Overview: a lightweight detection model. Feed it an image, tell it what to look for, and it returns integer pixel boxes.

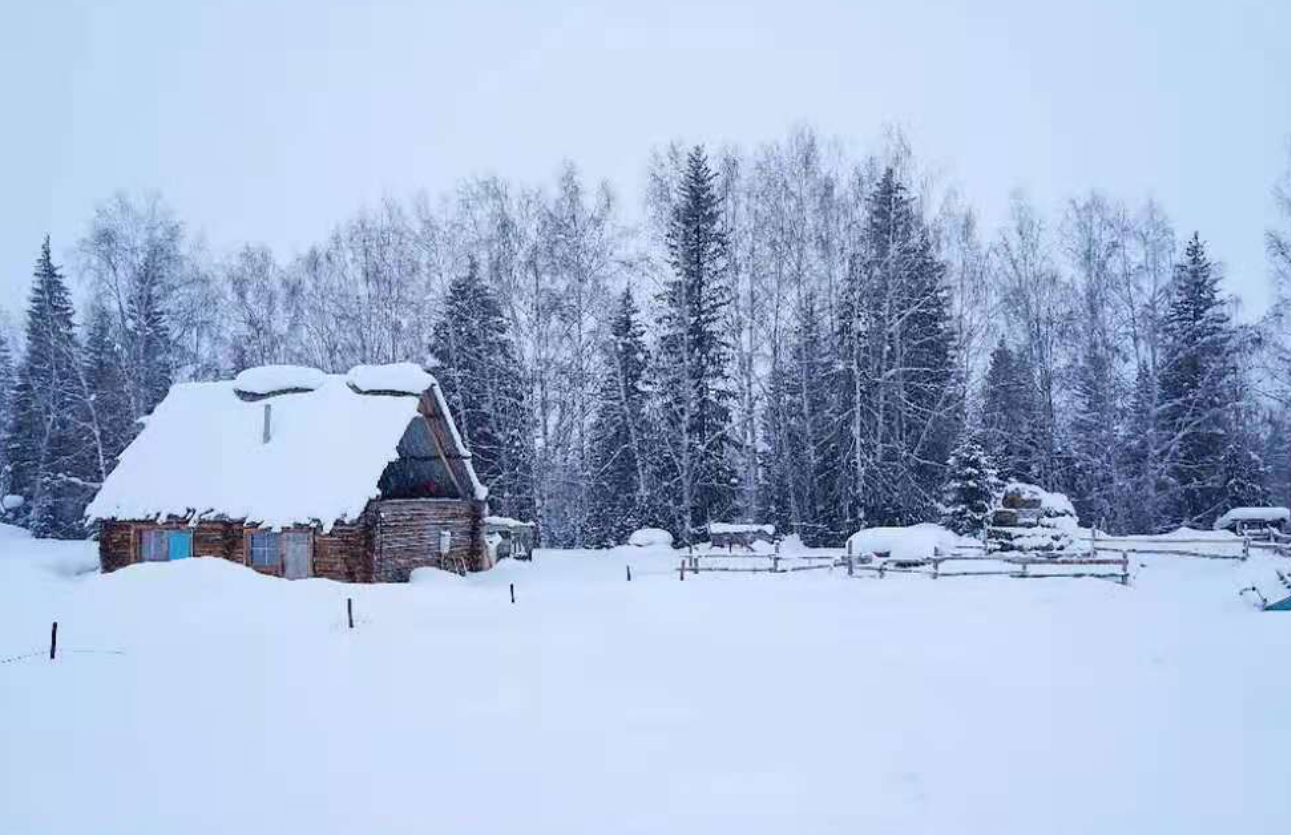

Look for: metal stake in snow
[49,621,57,660]
[262,403,272,444]
[626,565,632,582]
[347,598,354,629]
[510,583,515,604]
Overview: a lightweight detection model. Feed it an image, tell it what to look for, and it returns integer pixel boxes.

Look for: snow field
[1,525,1289,834]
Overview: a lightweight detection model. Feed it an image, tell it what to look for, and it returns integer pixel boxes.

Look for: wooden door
[283,532,311,579]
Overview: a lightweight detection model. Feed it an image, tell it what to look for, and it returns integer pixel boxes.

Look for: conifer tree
[0,331,14,496]
[126,246,175,416]
[832,167,957,529]
[81,303,134,477]
[1158,234,1233,525]
[585,288,653,546]
[939,430,1002,536]
[430,257,535,525]
[980,339,1040,483]
[653,146,737,543]
[4,238,87,537]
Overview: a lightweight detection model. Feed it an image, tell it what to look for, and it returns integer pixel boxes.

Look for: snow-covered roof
[1215,507,1291,530]
[708,522,775,535]
[1003,481,1076,518]
[87,365,486,531]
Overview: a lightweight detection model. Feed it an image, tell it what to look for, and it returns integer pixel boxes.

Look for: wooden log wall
[372,498,484,581]
[97,518,375,582]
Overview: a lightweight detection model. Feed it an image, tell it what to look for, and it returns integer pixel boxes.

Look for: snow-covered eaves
[86,364,486,531]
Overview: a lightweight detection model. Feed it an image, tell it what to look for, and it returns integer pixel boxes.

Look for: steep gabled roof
[86,363,486,532]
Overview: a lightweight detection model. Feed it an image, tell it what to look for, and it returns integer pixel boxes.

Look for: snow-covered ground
[2,522,1289,834]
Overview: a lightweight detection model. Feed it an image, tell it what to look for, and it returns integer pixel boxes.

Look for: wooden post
[679,561,685,581]
[932,547,940,580]
[847,554,854,577]
[49,621,58,660]
[1242,537,1250,562]
[1091,524,1099,559]
[262,403,273,444]
[510,583,516,604]
[626,565,632,582]
[773,555,780,573]
[878,563,886,579]
[1120,550,1129,586]
[347,598,353,629]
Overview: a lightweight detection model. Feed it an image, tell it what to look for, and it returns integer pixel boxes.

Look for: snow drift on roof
[708,522,775,535]
[232,365,328,396]
[347,363,435,395]
[87,366,485,530]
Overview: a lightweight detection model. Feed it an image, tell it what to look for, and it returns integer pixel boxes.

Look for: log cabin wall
[97,518,375,582]
[371,498,483,581]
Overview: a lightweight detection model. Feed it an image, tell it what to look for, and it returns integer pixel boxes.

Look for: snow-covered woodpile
[89,364,497,582]
[987,482,1079,553]
[1213,506,1290,536]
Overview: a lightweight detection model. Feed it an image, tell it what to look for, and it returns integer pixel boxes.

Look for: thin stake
[50,621,58,661]
[347,598,354,629]
[510,583,516,604]
[626,564,632,582]
[679,561,685,581]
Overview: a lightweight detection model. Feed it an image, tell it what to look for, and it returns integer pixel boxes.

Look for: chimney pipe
[262,403,272,444]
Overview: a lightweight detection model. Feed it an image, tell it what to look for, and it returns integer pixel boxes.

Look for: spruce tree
[430,257,535,525]
[832,167,957,529]
[82,303,134,478]
[1158,234,1232,526]
[939,430,1002,536]
[4,238,87,537]
[653,146,737,543]
[585,288,653,547]
[980,339,1040,483]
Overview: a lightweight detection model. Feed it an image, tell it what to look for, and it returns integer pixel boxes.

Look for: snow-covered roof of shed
[87,365,486,531]
[347,363,436,395]
[233,365,328,397]
[1214,507,1291,529]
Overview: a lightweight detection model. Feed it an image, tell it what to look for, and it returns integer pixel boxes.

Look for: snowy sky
[3,0,1290,325]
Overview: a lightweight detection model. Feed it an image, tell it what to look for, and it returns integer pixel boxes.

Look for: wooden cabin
[87,364,495,582]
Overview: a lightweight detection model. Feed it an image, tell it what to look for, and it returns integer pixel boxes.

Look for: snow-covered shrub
[627,527,674,548]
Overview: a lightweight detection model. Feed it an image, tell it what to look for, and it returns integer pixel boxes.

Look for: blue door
[167,531,193,560]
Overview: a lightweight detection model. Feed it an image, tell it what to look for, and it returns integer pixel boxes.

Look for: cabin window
[250,531,282,569]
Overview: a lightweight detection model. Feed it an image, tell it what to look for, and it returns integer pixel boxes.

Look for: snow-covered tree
[585,288,653,547]
[1158,234,1233,526]
[4,238,89,537]
[939,431,1002,536]
[653,145,737,543]
[430,257,535,524]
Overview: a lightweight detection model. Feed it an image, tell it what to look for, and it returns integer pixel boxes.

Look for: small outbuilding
[87,363,495,582]
[1214,507,1290,538]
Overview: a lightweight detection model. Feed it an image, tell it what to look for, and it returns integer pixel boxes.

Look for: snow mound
[232,365,328,396]
[2,494,23,512]
[847,523,963,562]
[1003,481,1076,518]
[346,363,434,395]
[628,527,674,548]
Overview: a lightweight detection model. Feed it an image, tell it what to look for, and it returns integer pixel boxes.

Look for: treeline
[2,127,1290,544]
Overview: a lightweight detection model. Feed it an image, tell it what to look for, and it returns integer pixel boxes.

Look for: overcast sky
[3,0,1289,327]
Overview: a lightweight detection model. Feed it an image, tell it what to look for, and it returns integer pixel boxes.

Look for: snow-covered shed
[88,363,494,582]
[1213,506,1290,536]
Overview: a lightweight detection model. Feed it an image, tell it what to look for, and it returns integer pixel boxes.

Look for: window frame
[244,528,313,576]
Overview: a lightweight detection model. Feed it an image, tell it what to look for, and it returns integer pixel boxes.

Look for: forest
[3,126,1291,546]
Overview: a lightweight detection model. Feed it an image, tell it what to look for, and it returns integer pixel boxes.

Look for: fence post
[679,561,685,581]
[878,563,886,579]
[50,621,58,660]
[1242,537,1250,562]
[932,547,940,580]
[773,555,780,573]
[510,583,516,604]
[347,598,354,629]
[1091,524,1099,559]
[626,564,632,582]
[1120,550,1129,586]
[847,554,854,577]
